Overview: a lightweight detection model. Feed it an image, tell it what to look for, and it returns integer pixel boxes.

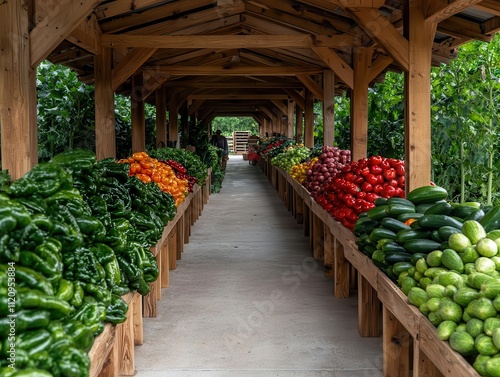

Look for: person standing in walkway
[211,129,229,171]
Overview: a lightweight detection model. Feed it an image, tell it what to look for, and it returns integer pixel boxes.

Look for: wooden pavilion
[1,0,499,189]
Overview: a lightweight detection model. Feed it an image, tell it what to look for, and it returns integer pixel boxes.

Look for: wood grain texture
[89,324,115,377]
[358,275,381,337]
[333,238,350,298]
[132,294,143,346]
[117,303,135,375]
[383,306,411,377]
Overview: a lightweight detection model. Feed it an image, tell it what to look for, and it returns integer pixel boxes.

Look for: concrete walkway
[135,156,383,377]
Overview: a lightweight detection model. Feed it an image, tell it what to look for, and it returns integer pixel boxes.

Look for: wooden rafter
[296,75,324,102]
[30,0,103,67]
[143,66,324,76]
[271,99,288,115]
[425,0,483,24]
[368,54,393,82]
[66,13,101,55]
[112,48,157,91]
[100,34,357,49]
[284,89,306,110]
[312,47,354,89]
[188,94,289,100]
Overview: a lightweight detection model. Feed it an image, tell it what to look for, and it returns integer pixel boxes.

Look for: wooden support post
[303,201,310,237]
[156,86,167,148]
[350,264,357,290]
[168,225,177,270]
[295,104,303,143]
[296,194,304,224]
[132,294,143,346]
[168,93,178,146]
[180,101,188,147]
[0,1,36,179]
[117,301,135,376]
[350,47,373,161]
[97,331,119,377]
[95,47,116,160]
[358,275,381,337]
[177,215,184,259]
[143,250,159,318]
[131,74,145,153]
[304,88,314,148]
[413,340,444,377]
[383,306,411,377]
[323,70,335,147]
[161,240,169,288]
[312,214,324,260]
[156,250,162,300]
[323,226,333,278]
[404,0,437,191]
[287,99,294,137]
[333,238,350,298]
[184,212,190,244]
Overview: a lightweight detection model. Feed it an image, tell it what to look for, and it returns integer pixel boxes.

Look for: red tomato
[370,164,383,175]
[361,181,373,192]
[383,168,396,180]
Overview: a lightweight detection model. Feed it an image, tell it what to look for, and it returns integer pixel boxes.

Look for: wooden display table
[270,167,480,377]
[88,179,209,376]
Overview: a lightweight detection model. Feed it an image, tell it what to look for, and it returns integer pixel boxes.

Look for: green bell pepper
[19,251,61,285]
[49,148,96,172]
[56,346,90,377]
[17,329,52,356]
[55,279,74,302]
[0,265,53,295]
[62,319,95,352]
[70,281,84,308]
[24,162,73,198]
[105,294,128,325]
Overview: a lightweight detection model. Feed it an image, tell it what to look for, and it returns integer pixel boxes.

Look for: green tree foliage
[210,117,258,136]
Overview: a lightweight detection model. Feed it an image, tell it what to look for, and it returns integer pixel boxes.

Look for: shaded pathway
[135,155,383,377]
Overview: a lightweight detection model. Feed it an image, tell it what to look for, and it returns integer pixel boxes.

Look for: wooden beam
[66,13,101,55]
[368,54,393,82]
[112,48,157,92]
[295,104,304,143]
[101,34,357,49]
[312,47,354,89]
[144,66,324,76]
[296,75,324,102]
[188,100,206,116]
[287,99,294,138]
[340,0,386,7]
[323,70,335,147]
[351,47,373,161]
[188,94,289,100]
[30,0,102,67]
[285,89,305,110]
[405,0,437,191]
[271,100,288,115]
[473,0,500,16]
[168,92,179,145]
[156,86,167,149]
[131,74,146,153]
[95,47,116,159]
[0,0,35,179]
[304,89,315,148]
[141,74,170,101]
[164,80,303,88]
[95,0,168,20]
[425,0,483,24]
[350,8,409,71]
[437,16,495,42]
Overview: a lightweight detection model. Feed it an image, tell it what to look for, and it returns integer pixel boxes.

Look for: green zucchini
[374,197,388,206]
[480,205,500,232]
[397,212,424,222]
[416,201,444,214]
[431,230,443,243]
[424,201,453,216]
[367,205,389,221]
[463,208,485,222]
[417,214,463,230]
[372,250,388,267]
[438,226,462,241]
[353,217,379,236]
[451,204,481,219]
[391,260,413,274]
[411,253,428,265]
[404,239,442,254]
[369,227,397,242]
[381,217,411,233]
[386,197,416,208]
[396,229,432,244]
[386,203,416,217]
[406,185,448,204]
[381,242,407,254]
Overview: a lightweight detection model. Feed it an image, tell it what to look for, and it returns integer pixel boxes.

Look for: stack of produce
[289,158,318,185]
[149,147,208,184]
[119,151,189,206]
[302,146,351,196]
[271,145,311,172]
[162,159,197,193]
[314,155,404,230]
[0,149,178,376]
[355,184,500,376]
[261,137,293,159]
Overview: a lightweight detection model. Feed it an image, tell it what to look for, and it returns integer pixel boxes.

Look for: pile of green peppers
[0,149,178,376]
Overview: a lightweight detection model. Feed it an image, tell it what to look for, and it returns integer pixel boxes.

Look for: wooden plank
[425,0,483,24]
[296,75,324,102]
[156,249,162,301]
[383,306,411,377]
[132,294,143,346]
[66,13,100,55]
[117,302,135,375]
[95,47,116,160]
[341,234,378,289]
[312,47,353,89]
[303,198,310,237]
[358,275,381,337]
[0,1,35,179]
[295,103,304,143]
[413,340,445,377]
[168,225,177,270]
[101,34,356,49]
[404,0,437,191]
[313,211,325,260]
[156,86,167,148]
[97,332,119,377]
[304,88,315,148]
[285,89,305,110]
[161,240,169,288]
[351,8,409,71]
[143,251,158,318]
[30,0,101,67]
[368,54,393,83]
[377,272,420,337]
[112,48,157,92]
[333,238,350,299]
[131,73,146,153]
[323,226,334,278]
[190,94,289,100]
[144,66,324,77]
[351,47,373,161]
[340,0,385,6]
[323,70,335,147]
[177,215,184,259]
[88,324,115,377]
[419,318,479,377]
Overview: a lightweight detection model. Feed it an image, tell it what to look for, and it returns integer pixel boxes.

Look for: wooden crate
[232,131,251,154]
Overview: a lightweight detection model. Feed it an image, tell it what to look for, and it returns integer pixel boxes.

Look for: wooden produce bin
[88,179,210,376]
[268,167,481,377]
